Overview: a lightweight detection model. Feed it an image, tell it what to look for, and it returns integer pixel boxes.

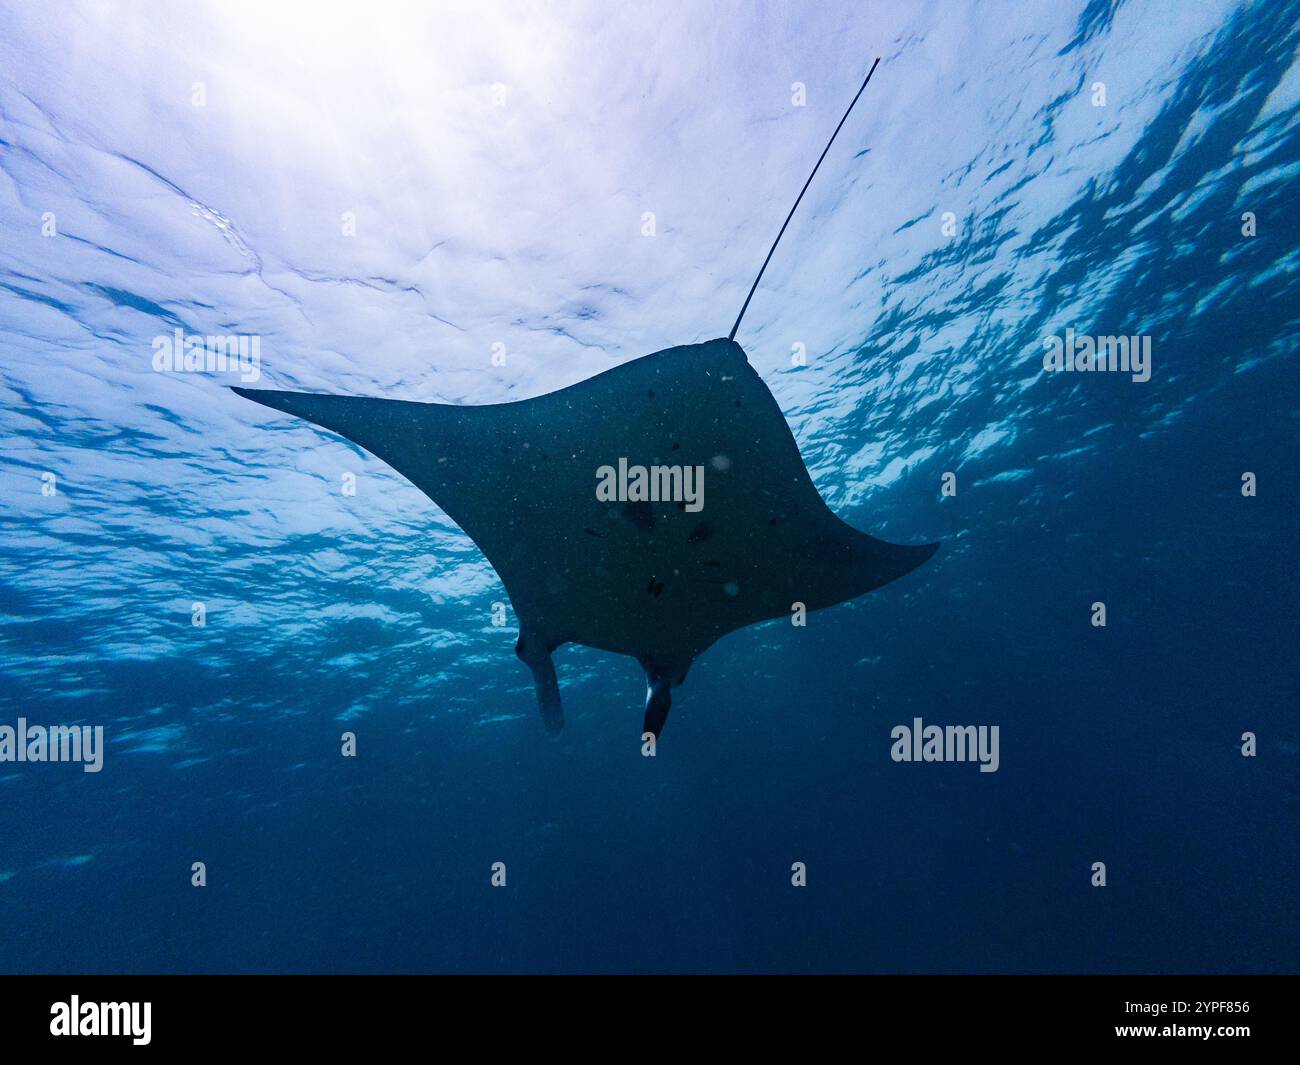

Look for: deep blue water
[1,1,1297,973]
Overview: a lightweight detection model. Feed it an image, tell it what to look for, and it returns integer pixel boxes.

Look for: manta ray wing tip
[875,538,940,586]
[909,540,941,571]
[230,385,264,401]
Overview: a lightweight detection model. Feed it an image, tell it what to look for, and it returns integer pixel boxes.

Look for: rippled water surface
[1,0,1297,972]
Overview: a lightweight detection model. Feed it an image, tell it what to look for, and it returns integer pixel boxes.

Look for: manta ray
[232,58,937,739]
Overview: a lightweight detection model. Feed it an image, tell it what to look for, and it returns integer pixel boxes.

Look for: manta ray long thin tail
[728,56,882,342]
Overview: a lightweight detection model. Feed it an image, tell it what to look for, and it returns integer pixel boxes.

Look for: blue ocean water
[0,0,1296,973]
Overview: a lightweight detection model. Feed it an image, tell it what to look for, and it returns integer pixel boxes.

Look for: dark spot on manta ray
[227,58,938,744]
[671,442,680,451]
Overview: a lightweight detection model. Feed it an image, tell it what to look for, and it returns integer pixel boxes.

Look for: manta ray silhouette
[232,58,938,738]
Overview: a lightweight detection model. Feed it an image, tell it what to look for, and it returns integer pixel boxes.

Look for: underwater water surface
[0,0,1297,973]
